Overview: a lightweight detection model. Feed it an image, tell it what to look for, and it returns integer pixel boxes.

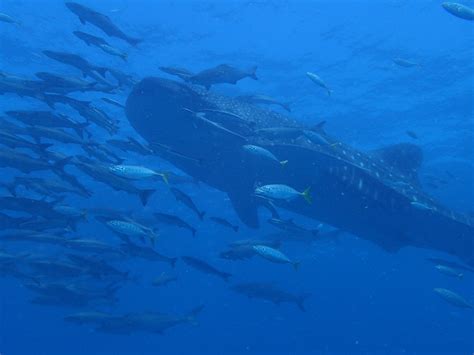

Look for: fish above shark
[125,77,474,267]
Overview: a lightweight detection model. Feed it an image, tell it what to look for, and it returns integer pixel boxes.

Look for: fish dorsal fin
[371,143,423,183]
[312,120,327,133]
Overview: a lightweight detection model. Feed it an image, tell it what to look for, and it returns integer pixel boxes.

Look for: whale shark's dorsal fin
[370,143,423,184]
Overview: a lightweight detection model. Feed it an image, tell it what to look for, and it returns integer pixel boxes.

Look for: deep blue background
[0,1,473,354]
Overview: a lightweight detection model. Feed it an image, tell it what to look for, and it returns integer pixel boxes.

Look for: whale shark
[125,77,474,266]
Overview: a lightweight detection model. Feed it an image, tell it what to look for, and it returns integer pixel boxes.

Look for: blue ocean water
[0,1,473,354]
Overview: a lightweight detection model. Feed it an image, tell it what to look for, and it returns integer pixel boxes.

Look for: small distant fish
[306,72,332,95]
[229,239,281,249]
[159,66,194,81]
[406,130,418,139]
[209,217,239,232]
[108,165,168,183]
[442,2,474,21]
[181,256,231,281]
[303,130,331,146]
[152,272,178,287]
[107,137,153,155]
[154,212,197,237]
[170,187,205,220]
[255,184,312,204]
[243,145,288,166]
[252,245,300,271]
[427,257,474,273]
[120,241,176,267]
[0,13,20,26]
[232,282,309,312]
[434,288,473,309]
[98,43,128,62]
[410,201,434,211]
[101,97,125,108]
[237,94,291,112]
[435,265,463,279]
[392,58,420,68]
[189,64,258,90]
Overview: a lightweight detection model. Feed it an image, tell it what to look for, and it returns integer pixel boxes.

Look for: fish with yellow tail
[255,184,312,204]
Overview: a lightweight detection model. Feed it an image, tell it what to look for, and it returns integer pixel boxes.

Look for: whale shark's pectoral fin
[227,188,259,228]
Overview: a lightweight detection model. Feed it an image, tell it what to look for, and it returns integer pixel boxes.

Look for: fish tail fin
[53,156,72,173]
[159,172,169,185]
[37,143,53,153]
[96,67,108,78]
[302,187,312,204]
[186,304,204,324]
[170,257,178,268]
[121,53,128,62]
[283,102,292,112]
[233,225,239,232]
[222,273,232,282]
[249,66,258,80]
[293,261,300,271]
[297,293,310,312]
[3,180,17,197]
[139,189,155,206]
[74,122,90,139]
[327,89,333,96]
[127,37,142,47]
[198,211,206,221]
[191,228,197,237]
[280,160,289,167]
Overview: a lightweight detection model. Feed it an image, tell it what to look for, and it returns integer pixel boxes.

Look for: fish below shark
[125,77,474,266]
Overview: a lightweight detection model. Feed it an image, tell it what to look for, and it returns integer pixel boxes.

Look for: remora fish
[189,64,258,89]
[170,187,205,220]
[237,94,291,112]
[181,256,231,281]
[154,212,197,237]
[65,2,142,46]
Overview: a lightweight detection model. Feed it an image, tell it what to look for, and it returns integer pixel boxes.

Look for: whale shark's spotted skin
[126,77,474,265]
